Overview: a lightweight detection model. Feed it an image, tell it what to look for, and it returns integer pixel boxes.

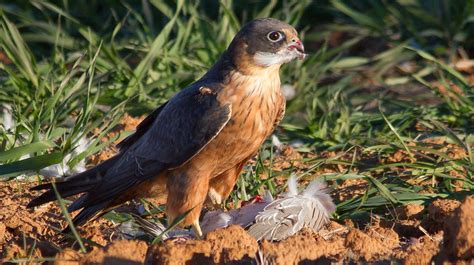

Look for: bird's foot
[205,188,224,210]
[192,220,203,239]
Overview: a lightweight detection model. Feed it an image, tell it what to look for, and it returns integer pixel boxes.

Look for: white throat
[254,50,299,67]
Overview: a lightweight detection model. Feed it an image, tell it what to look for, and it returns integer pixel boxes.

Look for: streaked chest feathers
[222,69,282,137]
[211,69,283,166]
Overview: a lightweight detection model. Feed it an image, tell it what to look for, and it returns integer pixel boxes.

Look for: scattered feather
[136,193,273,239]
[1,104,13,131]
[39,137,90,177]
[271,135,285,152]
[281,84,296,100]
[247,176,335,241]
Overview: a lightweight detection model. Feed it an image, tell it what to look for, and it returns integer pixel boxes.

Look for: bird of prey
[28,18,306,238]
[247,176,336,241]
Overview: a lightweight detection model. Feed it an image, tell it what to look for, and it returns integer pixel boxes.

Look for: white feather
[39,136,90,177]
[302,178,337,214]
[254,51,299,67]
[263,190,274,202]
[272,135,284,151]
[2,104,13,131]
[287,174,299,196]
[302,178,327,197]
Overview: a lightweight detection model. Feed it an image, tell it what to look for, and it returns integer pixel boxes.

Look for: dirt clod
[261,228,345,264]
[396,203,425,219]
[0,223,6,243]
[147,225,258,265]
[84,240,147,265]
[55,249,81,265]
[443,196,474,261]
[423,198,461,232]
[345,226,399,261]
[401,235,441,265]
[55,240,147,265]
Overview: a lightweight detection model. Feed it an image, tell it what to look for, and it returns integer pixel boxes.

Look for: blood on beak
[288,38,306,60]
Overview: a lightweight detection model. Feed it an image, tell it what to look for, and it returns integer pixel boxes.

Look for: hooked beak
[287,38,306,60]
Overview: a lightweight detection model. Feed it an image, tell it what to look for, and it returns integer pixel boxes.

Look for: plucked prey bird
[136,176,335,241]
[28,18,306,237]
[247,176,336,241]
[135,192,273,239]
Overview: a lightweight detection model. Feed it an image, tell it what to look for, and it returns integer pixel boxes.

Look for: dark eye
[267,31,283,42]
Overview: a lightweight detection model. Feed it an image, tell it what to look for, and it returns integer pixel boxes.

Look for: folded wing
[29,85,231,228]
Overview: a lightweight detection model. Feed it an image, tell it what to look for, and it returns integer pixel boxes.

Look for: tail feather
[67,193,89,212]
[30,176,100,192]
[62,201,109,234]
[27,155,120,209]
[27,181,99,208]
[30,182,54,191]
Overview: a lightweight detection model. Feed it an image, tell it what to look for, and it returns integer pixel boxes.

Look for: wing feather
[248,190,335,241]
[59,85,231,213]
[116,102,168,152]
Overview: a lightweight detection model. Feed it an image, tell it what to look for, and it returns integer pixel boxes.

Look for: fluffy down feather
[247,175,335,241]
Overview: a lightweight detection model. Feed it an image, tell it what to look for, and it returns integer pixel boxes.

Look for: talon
[192,220,203,239]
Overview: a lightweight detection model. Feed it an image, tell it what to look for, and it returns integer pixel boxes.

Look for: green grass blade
[0,152,63,176]
[379,105,414,159]
[50,182,87,253]
[126,0,184,97]
[0,140,54,162]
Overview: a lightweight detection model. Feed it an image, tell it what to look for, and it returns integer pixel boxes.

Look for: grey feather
[247,175,335,241]
[135,193,274,239]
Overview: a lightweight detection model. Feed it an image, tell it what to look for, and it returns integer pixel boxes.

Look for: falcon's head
[228,18,306,68]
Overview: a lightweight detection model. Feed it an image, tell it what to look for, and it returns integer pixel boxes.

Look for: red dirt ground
[1,115,473,264]
[2,180,474,264]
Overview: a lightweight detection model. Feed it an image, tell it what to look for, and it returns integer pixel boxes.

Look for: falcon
[28,18,306,237]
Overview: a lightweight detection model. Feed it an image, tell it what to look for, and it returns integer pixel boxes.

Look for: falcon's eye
[267,31,283,42]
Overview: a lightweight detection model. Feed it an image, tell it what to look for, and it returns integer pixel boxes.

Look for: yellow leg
[192,220,203,239]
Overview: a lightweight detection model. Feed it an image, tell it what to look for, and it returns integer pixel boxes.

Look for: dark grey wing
[131,87,230,167]
[69,86,231,210]
[116,101,168,152]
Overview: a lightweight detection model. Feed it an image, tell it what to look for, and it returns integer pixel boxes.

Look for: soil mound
[146,225,258,264]
[443,196,474,261]
[260,227,345,263]
[423,198,461,232]
[56,240,147,265]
